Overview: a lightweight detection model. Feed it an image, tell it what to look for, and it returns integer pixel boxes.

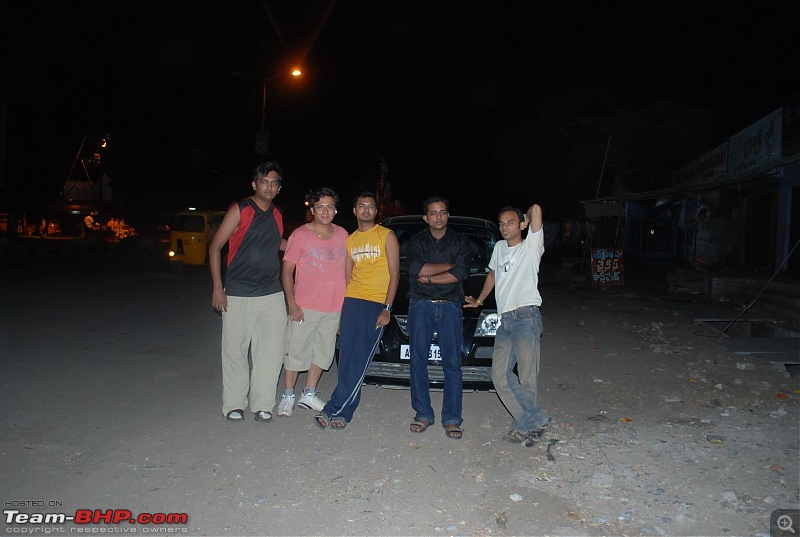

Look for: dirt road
[2,255,798,536]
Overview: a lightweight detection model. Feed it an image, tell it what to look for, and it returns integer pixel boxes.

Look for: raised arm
[526,204,543,233]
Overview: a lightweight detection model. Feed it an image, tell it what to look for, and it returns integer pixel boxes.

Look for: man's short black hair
[422,195,449,214]
[497,206,524,221]
[253,161,283,182]
[306,187,339,206]
[353,191,377,207]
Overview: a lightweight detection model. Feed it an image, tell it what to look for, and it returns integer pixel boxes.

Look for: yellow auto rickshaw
[167,209,226,272]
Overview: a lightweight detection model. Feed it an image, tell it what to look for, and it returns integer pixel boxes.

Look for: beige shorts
[284,308,341,371]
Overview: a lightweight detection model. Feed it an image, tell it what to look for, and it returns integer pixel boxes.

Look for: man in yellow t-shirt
[315,191,400,430]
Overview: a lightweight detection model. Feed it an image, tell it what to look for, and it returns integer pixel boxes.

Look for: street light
[231,69,302,155]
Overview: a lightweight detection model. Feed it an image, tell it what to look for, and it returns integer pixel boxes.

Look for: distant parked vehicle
[167,209,226,272]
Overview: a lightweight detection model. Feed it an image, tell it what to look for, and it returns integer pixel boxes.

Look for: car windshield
[390,222,498,274]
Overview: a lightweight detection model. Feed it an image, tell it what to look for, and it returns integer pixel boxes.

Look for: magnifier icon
[778,514,796,533]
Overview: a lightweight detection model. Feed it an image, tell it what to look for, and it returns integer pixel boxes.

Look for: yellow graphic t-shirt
[346,225,392,303]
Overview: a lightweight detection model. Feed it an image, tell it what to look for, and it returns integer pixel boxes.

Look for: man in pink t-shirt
[278,188,348,416]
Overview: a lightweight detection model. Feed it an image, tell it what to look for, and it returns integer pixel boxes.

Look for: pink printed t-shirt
[282,223,348,312]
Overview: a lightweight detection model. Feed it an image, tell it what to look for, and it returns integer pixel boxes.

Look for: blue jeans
[408,298,463,426]
[492,305,550,432]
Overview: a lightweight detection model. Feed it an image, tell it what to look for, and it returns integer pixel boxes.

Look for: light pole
[231,69,302,156]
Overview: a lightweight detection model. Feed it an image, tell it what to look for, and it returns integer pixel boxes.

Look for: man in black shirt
[406,196,471,439]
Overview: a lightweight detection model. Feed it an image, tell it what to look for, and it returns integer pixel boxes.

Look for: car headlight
[395,315,408,336]
[474,310,500,337]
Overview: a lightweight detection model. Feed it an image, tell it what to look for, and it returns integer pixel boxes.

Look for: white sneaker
[277,394,295,417]
[297,392,325,411]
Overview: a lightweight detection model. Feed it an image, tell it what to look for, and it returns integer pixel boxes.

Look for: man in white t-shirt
[464,204,552,447]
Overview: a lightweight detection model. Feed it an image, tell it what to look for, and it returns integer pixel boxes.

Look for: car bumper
[364,361,494,391]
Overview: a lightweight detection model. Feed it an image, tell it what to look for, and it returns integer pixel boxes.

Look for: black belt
[428,299,450,303]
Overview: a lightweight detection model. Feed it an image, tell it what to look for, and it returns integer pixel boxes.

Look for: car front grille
[365,362,492,384]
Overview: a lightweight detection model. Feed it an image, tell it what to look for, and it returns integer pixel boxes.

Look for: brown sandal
[443,423,463,440]
[410,419,433,433]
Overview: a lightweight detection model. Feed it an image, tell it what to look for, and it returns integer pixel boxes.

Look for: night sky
[2,1,798,225]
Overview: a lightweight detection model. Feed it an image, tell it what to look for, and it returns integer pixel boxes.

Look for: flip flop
[225,409,244,422]
[314,412,330,430]
[443,423,463,440]
[330,416,347,430]
[254,410,273,422]
[410,419,433,433]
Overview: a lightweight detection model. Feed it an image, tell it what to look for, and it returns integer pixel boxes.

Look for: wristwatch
[384,304,392,312]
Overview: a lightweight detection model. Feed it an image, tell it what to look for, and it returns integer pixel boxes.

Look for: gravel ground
[1,256,798,536]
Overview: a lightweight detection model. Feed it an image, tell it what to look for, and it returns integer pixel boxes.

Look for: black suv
[363,215,502,390]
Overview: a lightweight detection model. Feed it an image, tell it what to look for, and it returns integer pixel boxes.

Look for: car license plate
[400,344,441,361]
